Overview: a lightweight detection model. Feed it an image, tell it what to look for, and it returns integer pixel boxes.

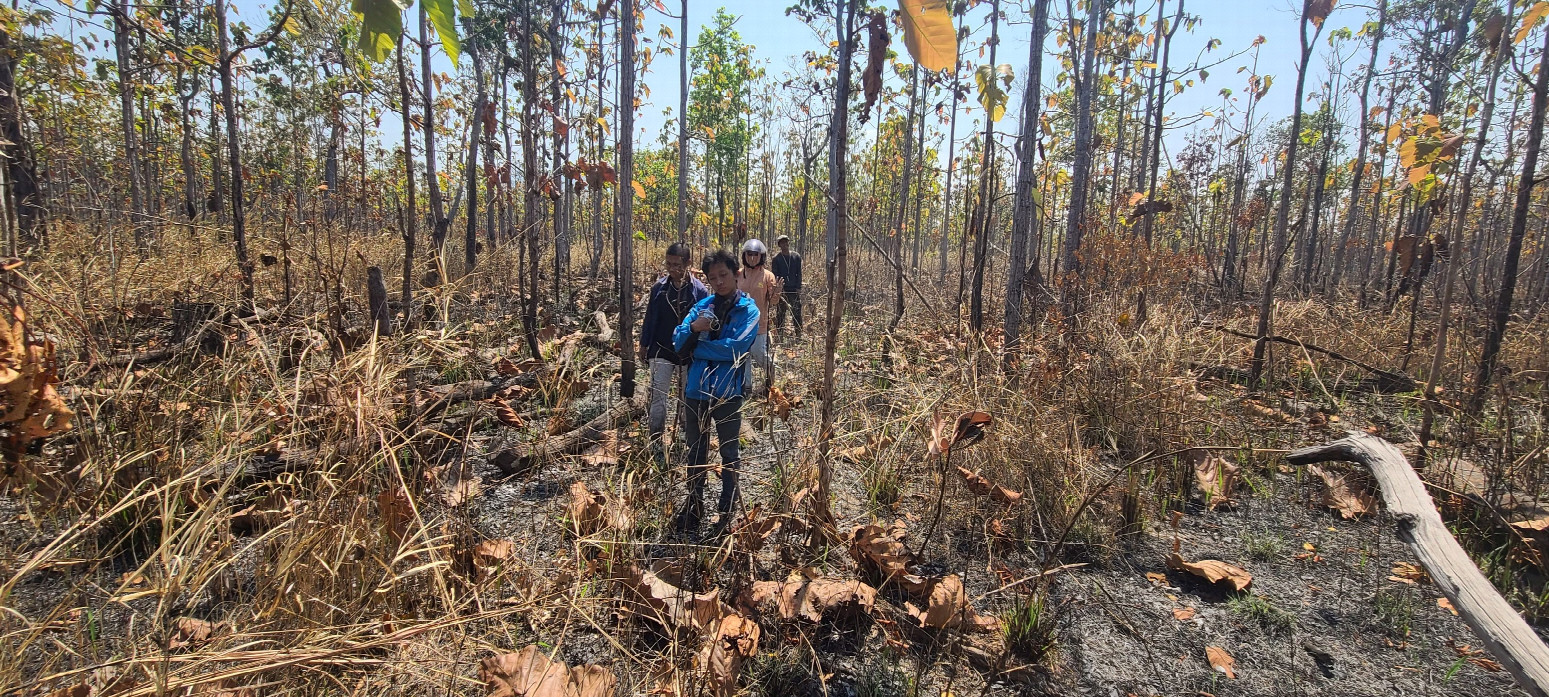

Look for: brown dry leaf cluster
[472,539,515,584]
[1165,553,1253,592]
[1388,561,1429,585]
[698,614,760,697]
[956,466,1023,504]
[1308,464,1376,518]
[738,573,878,622]
[567,481,629,537]
[848,523,999,632]
[0,305,74,440]
[1190,451,1240,510]
[480,644,616,697]
[167,617,221,650]
[905,574,999,631]
[928,410,993,458]
[766,385,801,421]
[729,504,784,553]
[616,565,730,632]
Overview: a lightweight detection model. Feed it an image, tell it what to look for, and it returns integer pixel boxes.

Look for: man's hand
[690,314,714,332]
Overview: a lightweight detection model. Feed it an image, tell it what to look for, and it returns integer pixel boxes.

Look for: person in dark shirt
[771,235,803,340]
[639,242,709,464]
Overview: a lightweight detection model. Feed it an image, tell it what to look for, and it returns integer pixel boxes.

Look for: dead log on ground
[491,394,645,476]
[1288,431,1549,697]
[1209,325,1417,393]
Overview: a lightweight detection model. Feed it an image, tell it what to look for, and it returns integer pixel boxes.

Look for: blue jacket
[640,275,709,364]
[672,291,760,401]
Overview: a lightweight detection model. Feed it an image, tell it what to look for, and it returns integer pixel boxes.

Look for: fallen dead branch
[1208,324,1417,393]
[1288,431,1549,697]
[491,394,645,476]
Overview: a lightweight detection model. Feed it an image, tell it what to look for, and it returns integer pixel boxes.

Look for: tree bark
[1058,0,1103,322]
[1470,24,1549,416]
[815,0,855,532]
[1003,0,1048,365]
[1249,8,1322,384]
[214,0,254,303]
[618,0,637,398]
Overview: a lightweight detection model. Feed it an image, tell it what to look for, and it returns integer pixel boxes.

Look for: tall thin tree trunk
[938,11,964,283]
[519,0,543,360]
[815,0,855,531]
[967,0,1000,334]
[677,0,690,243]
[214,0,253,302]
[420,6,450,273]
[1249,8,1322,384]
[1059,0,1103,322]
[1328,0,1386,294]
[1003,0,1048,365]
[889,67,919,331]
[397,34,417,328]
[465,40,485,274]
[113,0,148,250]
[1469,23,1549,416]
[0,25,44,243]
[618,0,637,398]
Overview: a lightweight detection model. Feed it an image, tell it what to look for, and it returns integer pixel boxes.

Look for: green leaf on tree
[352,0,410,62]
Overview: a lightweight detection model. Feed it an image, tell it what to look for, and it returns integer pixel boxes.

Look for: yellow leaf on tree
[1407,164,1431,187]
[1517,1,1549,45]
[898,0,958,73]
[631,180,645,199]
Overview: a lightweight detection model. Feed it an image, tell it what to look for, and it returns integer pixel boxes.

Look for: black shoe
[673,498,702,534]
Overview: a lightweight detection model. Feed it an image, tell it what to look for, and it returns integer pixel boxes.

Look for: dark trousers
[777,289,802,337]
[684,396,743,513]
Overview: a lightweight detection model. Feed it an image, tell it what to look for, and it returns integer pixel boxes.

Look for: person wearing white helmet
[736,238,780,396]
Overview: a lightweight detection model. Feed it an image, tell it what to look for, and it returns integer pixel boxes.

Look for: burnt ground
[4,307,1540,696]
[448,332,1534,697]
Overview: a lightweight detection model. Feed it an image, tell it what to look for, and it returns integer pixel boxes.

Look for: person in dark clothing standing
[639,243,709,465]
[771,234,803,339]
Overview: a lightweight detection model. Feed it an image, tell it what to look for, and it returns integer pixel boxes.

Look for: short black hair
[702,249,739,275]
[666,242,692,260]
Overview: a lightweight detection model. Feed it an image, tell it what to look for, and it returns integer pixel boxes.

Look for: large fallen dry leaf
[617,566,729,632]
[1165,553,1252,592]
[767,386,800,421]
[699,613,759,697]
[956,466,1023,505]
[905,574,999,632]
[1308,464,1376,518]
[739,575,877,622]
[428,463,482,507]
[1206,645,1237,679]
[1191,451,1240,510]
[849,522,920,585]
[167,617,220,649]
[472,539,514,583]
[928,410,993,458]
[0,306,73,439]
[480,645,616,697]
[730,505,782,553]
[567,482,629,536]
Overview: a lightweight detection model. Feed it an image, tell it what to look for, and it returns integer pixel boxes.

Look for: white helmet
[741,239,768,261]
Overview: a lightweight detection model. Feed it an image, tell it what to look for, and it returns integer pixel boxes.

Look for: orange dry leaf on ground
[1206,645,1237,679]
[1165,553,1252,592]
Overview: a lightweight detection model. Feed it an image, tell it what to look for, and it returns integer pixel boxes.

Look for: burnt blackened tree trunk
[1059,0,1103,323]
[465,35,485,274]
[0,25,43,244]
[1470,22,1549,417]
[618,0,637,398]
[890,66,919,332]
[519,0,543,360]
[1003,0,1047,367]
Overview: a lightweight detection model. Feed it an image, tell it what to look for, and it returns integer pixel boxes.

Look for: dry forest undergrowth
[3,226,1548,697]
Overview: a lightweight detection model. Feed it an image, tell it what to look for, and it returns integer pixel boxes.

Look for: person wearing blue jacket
[639,242,709,465]
[671,249,760,535]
